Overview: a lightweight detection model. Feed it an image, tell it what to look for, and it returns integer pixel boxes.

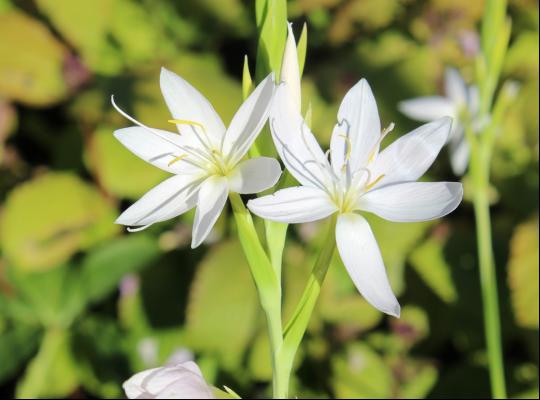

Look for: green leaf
[409,236,458,303]
[255,0,287,80]
[0,172,119,272]
[331,343,394,398]
[185,240,259,370]
[35,0,166,75]
[399,361,438,398]
[80,234,161,305]
[72,317,129,398]
[0,324,41,384]
[0,11,69,106]
[297,23,308,76]
[8,264,84,327]
[242,55,253,100]
[16,329,79,398]
[508,217,539,329]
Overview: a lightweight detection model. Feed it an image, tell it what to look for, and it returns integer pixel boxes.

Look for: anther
[168,119,207,133]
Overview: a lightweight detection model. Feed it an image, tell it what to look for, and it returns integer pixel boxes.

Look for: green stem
[228,193,286,398]
[278,215,337,396]
[470,145,507,399]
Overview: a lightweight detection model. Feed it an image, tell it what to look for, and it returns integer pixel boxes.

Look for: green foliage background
[0,0,538,398]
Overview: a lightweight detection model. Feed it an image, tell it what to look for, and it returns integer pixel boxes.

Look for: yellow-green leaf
[508,217,539,329]
[0,11,68,106]
[0,172,119,272]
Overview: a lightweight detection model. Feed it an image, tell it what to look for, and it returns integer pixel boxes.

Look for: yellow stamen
[168,154,188,166]
[168,119,206,133]
[365,174,385,191]
[368,123,395,163]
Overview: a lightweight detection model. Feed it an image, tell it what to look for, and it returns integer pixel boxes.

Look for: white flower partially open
[112,68,281,248]
[123,361,214,399]
[398,67,480,175]
[248,81,463,317]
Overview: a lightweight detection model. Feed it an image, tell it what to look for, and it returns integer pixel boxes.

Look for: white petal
[336,213,400,317]
[445,67,467,106]
[191,176,229,248]
[280,22,301,113]
[123,367,161,398]
[116,174,202,228]
[358,181,463,222]
[269,84,331,190]
[398,96,456,122]
[114,127,202,175]
[330,79,381,173]
[369,117,452,188]
[160,67,225,145]
[248,186,337,223]
[228,157,282,194]
[222,74,275,162]
[150,366,214,399]
[449,131,470,176]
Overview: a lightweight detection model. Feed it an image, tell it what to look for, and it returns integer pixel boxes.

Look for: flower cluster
[114,22,463,399]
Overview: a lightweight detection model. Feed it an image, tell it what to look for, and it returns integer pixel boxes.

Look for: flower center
[166,119,234,176]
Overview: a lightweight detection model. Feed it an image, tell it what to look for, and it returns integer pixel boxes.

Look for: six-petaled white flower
[399,67,480,175]
[123,361,214,399]
[112,68,281,248]
[248,80,463,317]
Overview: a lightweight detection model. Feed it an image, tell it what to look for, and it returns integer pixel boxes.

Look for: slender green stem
[228,193,286,398]
[470,147,507,398]
[278,215,337,397]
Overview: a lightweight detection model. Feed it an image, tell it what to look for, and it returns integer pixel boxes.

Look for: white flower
[248,80,463,317]
[280,22,301,113]
[123,361,214,399]
[112,68,281,248]
[398,67,480,176]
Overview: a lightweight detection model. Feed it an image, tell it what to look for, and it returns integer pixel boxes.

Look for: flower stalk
[469,0,511,397]
[228,193,286,398]
[278,214,337,397]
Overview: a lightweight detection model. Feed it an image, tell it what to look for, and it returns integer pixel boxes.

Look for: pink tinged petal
[336,213,400,317]
[222,74,275,162]
[150,366,214,399]
[116,174,202,228]
[123,363,214,399]
[114,127,202,175]
[191,176,229,248]
[123,367,161,399]
[331,79,381,172]
[369,117,452,189]
[228,157,282,194]
[445,67,468,106]
[358,181,463,222]
[280,22,301,113]
[398,96,456,122]
[247,186,337,224]
[269,84,331,190]
[160,67,225,144]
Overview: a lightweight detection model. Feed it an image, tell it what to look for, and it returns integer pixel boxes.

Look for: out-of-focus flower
[249,81,463,317]
[123,361,215,399]
[112,68,280,248]
[398,67,480,175]
[280,22,301,113]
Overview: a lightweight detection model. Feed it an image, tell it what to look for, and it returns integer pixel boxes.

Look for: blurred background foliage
[0,0,538,398]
